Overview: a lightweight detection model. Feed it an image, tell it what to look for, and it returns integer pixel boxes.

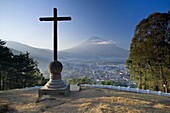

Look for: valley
[61,60,133,87]
[5,37,130,86]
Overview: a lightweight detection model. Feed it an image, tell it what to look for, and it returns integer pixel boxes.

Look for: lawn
[0,87,170,113]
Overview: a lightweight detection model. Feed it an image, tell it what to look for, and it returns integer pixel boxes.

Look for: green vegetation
[101,80,129,87]
[69,77,96,85]
[0,39,46,90]
[101,80,113,85]
[126,11,170,92]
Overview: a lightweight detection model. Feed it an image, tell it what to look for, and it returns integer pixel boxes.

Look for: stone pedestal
[38,61,70,98]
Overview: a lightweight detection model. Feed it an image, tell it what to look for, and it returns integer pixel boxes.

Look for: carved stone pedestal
[38,61,70,99]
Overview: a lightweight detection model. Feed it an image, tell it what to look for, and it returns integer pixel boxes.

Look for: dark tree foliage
[0,40,13,90]
[0,39,45,90]
[126,11,170,92]
[69,77,95,85]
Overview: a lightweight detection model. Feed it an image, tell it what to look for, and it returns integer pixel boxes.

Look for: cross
[39,8,71,61]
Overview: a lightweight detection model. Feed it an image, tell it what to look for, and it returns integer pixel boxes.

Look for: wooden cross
[39,8,71,61]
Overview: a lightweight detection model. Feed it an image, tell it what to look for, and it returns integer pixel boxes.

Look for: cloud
[92,40,116,45]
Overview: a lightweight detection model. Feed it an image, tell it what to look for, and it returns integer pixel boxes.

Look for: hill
[6,41,52,70]
[63,37,129,61]
[6,37,129,62]
[6,41,53,78]
[0,87,170,113]
[5,38,129,78]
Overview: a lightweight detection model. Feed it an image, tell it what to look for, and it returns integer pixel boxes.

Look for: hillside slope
[6,41,53,78]
[63,37,129,61]
[0,87,170,113]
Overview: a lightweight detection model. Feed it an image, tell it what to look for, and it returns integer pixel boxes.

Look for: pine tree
[12,52,43,88]
[0,39,45,90]
[0,39,13,90]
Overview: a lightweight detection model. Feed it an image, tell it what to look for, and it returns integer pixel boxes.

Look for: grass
[0,87,170,113]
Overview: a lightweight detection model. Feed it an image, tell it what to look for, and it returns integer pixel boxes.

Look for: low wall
[81,84,170,97]
[2,85,170,97]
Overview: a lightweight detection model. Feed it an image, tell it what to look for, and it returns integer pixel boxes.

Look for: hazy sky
[0,0,169,50]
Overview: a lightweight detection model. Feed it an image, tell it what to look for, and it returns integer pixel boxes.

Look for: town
[61,60,135,87]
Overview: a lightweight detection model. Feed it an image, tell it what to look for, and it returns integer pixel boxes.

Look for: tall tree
[127,11,170,92]
[0,40,13,90]
[12,52,43,88]
[0,39,45,90]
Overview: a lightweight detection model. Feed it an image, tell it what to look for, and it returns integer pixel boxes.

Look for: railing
[0,86,42,93]
[14,86,42,91]
[81,84,170,97]
[1,85,169,97]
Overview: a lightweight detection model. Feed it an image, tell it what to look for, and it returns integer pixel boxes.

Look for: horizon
[6,36,129,51]
[0,0,170,50]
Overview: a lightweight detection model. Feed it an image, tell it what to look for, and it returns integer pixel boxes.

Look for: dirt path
[0,87,170,113]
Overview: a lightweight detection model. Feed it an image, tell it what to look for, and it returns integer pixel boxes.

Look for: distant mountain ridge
[6,41,52,74]
[6,41,52,60]
[6,37,129,78]
[63,37,129,59]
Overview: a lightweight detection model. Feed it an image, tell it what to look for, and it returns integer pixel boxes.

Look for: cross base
[38,83,70,100]
[37,61,70,102]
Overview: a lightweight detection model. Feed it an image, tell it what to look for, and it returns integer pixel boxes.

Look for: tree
[12,52,43,88]
[0,39,13,90]
[0,39,45,90]
[69,77,95,84]
[127,11,170,92]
